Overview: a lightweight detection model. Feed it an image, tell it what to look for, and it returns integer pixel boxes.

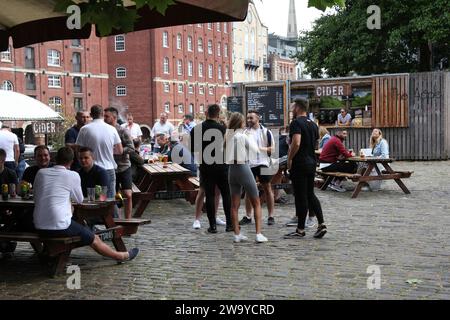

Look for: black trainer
[313,225,327,239]
[225,225,234,232]
[207,226,217,234]
[239,216,252,225]
[267,217,275,225]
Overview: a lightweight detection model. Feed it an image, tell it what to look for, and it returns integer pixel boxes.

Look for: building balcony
[244,59,260,69]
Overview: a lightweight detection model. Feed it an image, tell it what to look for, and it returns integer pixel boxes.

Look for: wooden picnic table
[132,162,198,218]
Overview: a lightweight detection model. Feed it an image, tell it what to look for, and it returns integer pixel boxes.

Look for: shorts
[116,167,133,191]
[250,165,273,184]
[38,220,95,246]
[229,164,259,198]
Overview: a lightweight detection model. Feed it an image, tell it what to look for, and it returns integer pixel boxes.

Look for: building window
[188,84,194,94]
[207,23,212,30]
[48,96,63,113]
[25,47,35,69]
[208,64,213,78]
[225,66,230,80]
[217,23,221,32]
[164,82,170,93]
[224,23,228,33]
[73,77,82,93]
[164,102,170,113]
[187,36,193,51]
[209,86,214,95]
[74,97,83,112]
[116,85,127,96]
[178,104,184,114]
[162,31,169,47]
[198,63,204,78]
[0,80,13,91]
[197,38,203,52]
[72,52,81,72]
[48,75,61,88]
[25,73,36,90]
[178,83,183,93]
[217,42,221,56]
[115,35,125,51]
[188,61,193,77]
[116,67,126,78]
[199,104,204,113]
[176,33,182,50]
[224,43,228,57]
[199,86,204,95]
[189,103,194,113]
[218,65,222,80]
[1,46,12,62]
[207,40,213,54]
[47,49,61,67]
[71,39,81,47]
[163,57,170,74]
[177,60,183,75]
[197,23,202,28]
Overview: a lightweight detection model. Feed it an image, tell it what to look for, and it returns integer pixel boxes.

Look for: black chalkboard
[227,96,243,113]
[246,86,284,127]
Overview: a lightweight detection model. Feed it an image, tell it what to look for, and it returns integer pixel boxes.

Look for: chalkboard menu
[227,96,243,113]
[246,86,284,127]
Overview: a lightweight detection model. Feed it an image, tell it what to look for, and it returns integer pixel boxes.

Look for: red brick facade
[269,53,296,81]
[0,28,109,118]
[107,23,232,127]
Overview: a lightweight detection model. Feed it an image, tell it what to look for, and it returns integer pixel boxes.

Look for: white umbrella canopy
[0,90,63,121]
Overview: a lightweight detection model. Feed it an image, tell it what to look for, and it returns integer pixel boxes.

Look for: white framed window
[218,65,222,80]
[217,23,221,32]
[187,36,193,51]
[73,76,82,93]
[116,85,127,96]
[178,104,184,114]
[176,33,182,50]
[217,42,221,56]
[209,86,214,95]
[224,43,228,57]
[1,80,13,91]
[197,38,203,52]
[188,61,193,77]
[207,40,213,54]
[198,63,204,77]
[48,75,61,88]
[208,64,213,78]
[48,96,62,113]
[116,67,126,78]
[199,104,204,113]
[188,85,194,94]
[224,23,228,33]
[163,57,170,74]
[163,82,170,93]
[115,35,125,51]
[207,23,212,30]
[189,103,194,113]
[197,23,202,28]
[72,39,81,47]
[225,65,230,80]
[47,49,61,67]
[1,46,12,62]
[74,98,83,112]
[199,86,204,95]
[177,60,183,75]
[72,52,81,72]
[164,102,170,113]
[178,83,183,93]
[163,31,169,47]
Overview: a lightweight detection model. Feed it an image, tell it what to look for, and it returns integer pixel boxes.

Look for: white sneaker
[192,220,201,229]
[233,234,248,243]
[215,217,226,226]
[361,186,370,191]
[305,217,316,228]
[330,184,346,192]
[255,233,268,243]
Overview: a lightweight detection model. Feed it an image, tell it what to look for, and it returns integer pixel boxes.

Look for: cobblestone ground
[1,161,449,300]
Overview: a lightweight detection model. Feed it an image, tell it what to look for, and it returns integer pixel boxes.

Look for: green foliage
[47,113,75,150]
[295,0,450,77]
[308,0,345,11]
[352,94,372,108]
[320,96,345,109]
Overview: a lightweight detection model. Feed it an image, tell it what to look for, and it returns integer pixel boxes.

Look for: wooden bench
[381,170,414,178]
[131,182,141,194]
[188,177,200,188]
[316,170,362,190]
[113,218,151,235]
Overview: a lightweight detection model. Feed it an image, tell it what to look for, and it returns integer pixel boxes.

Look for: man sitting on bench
[33,147,139,262]
[319,129,356,192]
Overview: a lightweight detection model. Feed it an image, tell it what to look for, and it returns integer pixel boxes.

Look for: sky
[253,0,326,36]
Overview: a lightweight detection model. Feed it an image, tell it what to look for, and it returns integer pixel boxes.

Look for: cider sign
[315,84,349,97]
[32,122,58,134]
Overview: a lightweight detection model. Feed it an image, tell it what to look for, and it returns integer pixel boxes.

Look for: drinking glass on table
[87,188,96,202]
[99,186,108,201]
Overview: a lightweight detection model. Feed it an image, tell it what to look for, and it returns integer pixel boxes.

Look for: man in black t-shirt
[22,145,53,186]
[77,147,109,197]
[285,98,327,239]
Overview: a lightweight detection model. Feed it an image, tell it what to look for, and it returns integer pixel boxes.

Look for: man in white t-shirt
[337,109,352,126]
[76,105,123,200]
[33,147,139,262]
[121,113,143,141]
[0,124,19,171]
[150,112,174,153]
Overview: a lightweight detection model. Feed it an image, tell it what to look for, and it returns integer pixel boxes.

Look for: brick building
[0,28,109,119]
[268,53,297,81]
[107,22,233,131]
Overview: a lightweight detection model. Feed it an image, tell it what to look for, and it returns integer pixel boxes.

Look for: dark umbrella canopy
[0,0,249,51]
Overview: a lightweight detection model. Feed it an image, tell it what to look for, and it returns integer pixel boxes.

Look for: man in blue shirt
[65,111,90,170]
[77,147,109,197]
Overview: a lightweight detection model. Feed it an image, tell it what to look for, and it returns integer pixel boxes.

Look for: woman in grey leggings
[225,113,268,243]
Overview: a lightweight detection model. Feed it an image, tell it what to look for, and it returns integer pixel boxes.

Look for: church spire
[287,0,298,39]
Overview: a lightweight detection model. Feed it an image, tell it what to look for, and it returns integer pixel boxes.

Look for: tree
[295,0,450,77]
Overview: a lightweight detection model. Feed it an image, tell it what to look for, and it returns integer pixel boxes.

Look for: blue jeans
[106,169,118,218]
[15,160,26,181]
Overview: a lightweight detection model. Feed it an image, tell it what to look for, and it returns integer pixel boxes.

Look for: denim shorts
[38,220,95,246]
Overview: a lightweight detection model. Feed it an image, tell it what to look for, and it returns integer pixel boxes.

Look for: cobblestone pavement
[1,161,449,300]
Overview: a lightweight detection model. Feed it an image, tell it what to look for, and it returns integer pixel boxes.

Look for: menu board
[226,96,243,114]
[246,85,284,127]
